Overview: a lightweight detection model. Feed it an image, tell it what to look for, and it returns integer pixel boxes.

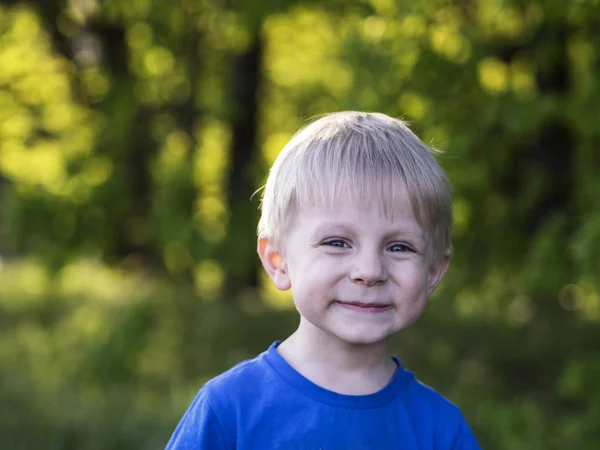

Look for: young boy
[166,112,480,449]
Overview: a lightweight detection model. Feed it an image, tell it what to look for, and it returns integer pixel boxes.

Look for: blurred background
[0,0,599,448]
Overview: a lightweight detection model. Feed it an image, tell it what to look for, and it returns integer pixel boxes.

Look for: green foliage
[0,0,599,448]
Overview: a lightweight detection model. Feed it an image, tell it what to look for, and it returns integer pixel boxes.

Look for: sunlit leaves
[81,68,111,101]
[0,259,50,309]
[2,141,66,194]
[429,8,471,64]
[262,131,294,166]
[476,1,543,40]
[0,6,100,200]
[397,92,429,120]
[205,11,252,53]
[568,36,595,93]
[193,259,224,299]
[510,59,538,97]
[362,15,387,42]
[192,119,230,244]
[103,0,151,22]
[369,0,397,16]
[264,8,350,94]
[131,45,190,105]
[478,57,510,94]
[194,120,230,189]
[126,21,153,49]
[399,14,427,38]
[143,46,176,76]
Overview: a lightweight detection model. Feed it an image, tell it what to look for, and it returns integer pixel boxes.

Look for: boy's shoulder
[403,367,461,406]
[401,368,467,425]
[201,345,279,406]
[205,347,270,387]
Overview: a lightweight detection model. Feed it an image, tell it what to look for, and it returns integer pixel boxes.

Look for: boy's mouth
[335,301,392,313]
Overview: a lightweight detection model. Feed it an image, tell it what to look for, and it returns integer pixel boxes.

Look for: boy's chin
[326,326,401,347]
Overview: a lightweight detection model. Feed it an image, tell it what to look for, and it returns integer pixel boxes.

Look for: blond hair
[257,111,452,265]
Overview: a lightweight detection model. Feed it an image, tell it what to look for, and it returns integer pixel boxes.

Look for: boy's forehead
[298,188,420,224]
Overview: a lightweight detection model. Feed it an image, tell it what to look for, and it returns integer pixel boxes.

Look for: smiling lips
[335,301,392,313]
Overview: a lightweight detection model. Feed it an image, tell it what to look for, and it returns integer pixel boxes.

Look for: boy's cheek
[426,257,451,295]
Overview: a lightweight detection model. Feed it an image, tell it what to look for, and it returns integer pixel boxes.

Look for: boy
[166,112,480,449]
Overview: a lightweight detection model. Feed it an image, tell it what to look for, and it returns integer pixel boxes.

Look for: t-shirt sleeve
[165,387,230,450]
[451,416,481,450]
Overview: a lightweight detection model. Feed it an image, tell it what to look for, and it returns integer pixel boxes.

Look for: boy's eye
[323,239,349,248]
[388,243,413,253]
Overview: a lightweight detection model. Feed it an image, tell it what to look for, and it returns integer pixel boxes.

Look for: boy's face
[258,188,450,347]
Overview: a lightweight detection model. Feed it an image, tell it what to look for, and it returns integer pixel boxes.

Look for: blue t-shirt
[166,342,480,449]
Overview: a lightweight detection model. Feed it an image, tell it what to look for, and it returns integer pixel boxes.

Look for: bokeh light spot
[478,57,509,94]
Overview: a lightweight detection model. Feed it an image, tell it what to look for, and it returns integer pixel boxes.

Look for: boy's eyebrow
[311,222,355,238]
[311,222,425,241]
[381,229,426,245]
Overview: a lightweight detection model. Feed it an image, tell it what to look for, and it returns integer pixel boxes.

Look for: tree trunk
[222,33,262,300]
[524,24,573,234]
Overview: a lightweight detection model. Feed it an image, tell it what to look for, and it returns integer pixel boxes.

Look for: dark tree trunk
[167,28,204,283]
[524,24,573,234]
[512,22,574,315]
[0,174,10,258]
[492,23,574,236]
[222,34,263,299]
[90,23,161,268]
[114,109,160,266]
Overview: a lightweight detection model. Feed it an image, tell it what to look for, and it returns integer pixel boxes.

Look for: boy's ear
[427,252,451,297]
[257,237,291,291]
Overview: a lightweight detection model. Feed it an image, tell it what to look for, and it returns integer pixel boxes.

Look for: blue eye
[323,239,349,248]
[389,243,412,253]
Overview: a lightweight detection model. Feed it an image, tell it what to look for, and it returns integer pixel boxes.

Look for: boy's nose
[350,251,388,287]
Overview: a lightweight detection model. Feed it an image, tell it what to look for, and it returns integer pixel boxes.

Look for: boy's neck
[276,320,397,395]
